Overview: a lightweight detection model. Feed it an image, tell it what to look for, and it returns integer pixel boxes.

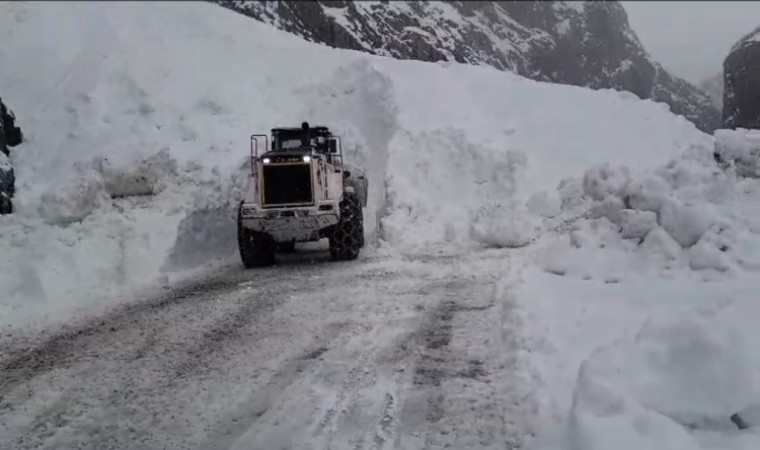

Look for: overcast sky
[620,1,760,85]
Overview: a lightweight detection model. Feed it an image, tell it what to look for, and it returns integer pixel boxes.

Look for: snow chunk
[588,195,625,223]
[714,128,760,178]
[688,238,730,272]
[582,163,632,202]
[569,360,698,450]
[37,169,109,225]
[618,209,657,240]
[622,173,672,213]
[687,228,733,272]
[641,226,682,261]
[469,204,539,248]
[568,311,754,450]
[658,200,719,248]
[537,217,635,282]
[544,139,754,278]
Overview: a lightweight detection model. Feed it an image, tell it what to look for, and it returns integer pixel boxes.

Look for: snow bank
[568,311,754,450]
[0,1,712,329]
[373,59,709,252]
[565,291,760,450]
[517,264,760,450]
[532,131,760,282]
[518,129,760,450]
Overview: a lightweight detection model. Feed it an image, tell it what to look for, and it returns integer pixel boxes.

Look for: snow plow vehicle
[237,122,368,268]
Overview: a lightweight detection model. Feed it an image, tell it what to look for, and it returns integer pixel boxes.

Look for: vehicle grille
[262,164,313,206]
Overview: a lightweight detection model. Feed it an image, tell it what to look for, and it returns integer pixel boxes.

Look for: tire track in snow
[0,249,533,450]
[385,252,526,450]
[0,285,291,449]
[0,258,341,449]
[0,273,257,401]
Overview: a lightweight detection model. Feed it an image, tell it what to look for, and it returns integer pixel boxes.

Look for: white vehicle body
[240,152,344,242]
[238,125,367,244]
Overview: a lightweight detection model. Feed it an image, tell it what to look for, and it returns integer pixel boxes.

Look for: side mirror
[328,139,338,154]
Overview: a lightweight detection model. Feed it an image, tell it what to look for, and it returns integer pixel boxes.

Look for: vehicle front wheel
[238,213,275,268]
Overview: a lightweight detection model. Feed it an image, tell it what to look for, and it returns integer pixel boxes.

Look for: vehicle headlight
[262,158,271,164]
[303,155,311,163]
[241,207,257,217]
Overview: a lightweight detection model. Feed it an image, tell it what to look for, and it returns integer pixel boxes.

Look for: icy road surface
[0,247,532,450]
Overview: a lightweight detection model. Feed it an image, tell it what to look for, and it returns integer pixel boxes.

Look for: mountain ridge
[212,0,720,133]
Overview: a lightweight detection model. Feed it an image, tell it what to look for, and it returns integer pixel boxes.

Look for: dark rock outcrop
[213,0,720,133]
[723,26,760,129]
[1,97,23,214]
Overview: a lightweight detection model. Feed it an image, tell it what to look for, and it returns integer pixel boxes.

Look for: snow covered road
[0,247,534,450]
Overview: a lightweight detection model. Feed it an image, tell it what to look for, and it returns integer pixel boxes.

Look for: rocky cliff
[723,25,760,129]
[213,0,720,133]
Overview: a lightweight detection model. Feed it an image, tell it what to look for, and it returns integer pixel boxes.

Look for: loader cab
[249,122,343,172]
[268,122,342,164]
[271,125,325,151]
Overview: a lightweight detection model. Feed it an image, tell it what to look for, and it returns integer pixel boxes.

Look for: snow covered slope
[0,1,708,329]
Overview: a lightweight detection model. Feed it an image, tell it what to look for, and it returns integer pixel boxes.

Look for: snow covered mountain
[213,0,720,133]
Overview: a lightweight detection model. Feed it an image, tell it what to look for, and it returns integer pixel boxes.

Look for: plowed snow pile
[517,128,760,450]
[0,1,707,330]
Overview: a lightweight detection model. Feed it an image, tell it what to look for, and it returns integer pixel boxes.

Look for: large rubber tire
[329,193,363,261]
[237,213,275,268]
